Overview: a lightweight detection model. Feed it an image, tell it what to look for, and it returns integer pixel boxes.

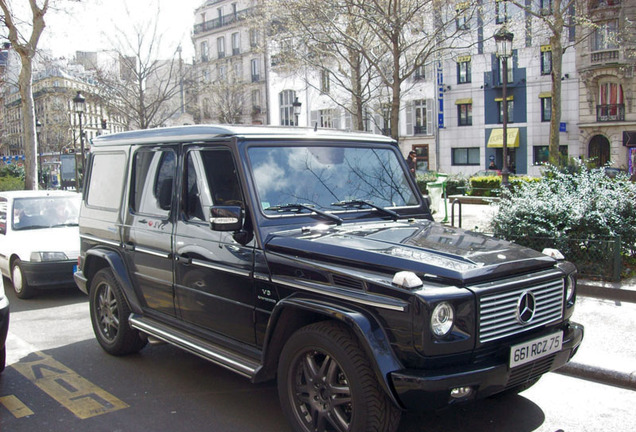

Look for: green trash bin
[427,173,448,222]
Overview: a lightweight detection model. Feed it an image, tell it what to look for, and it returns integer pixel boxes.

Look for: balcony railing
[193,9,252,35]
[591,50,619,64]
[414,125,427,135]
[597,104,625,122]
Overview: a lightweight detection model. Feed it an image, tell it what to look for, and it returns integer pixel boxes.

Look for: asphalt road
[2,284,635,432]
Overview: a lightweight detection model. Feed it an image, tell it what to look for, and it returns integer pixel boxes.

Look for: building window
[217,36,225,59]
[541,97,552,122]
[539,0,552,15]
[412,145,429,171]
[320,109,336,128]
[252,90,261,113]
[232,32,240,56]
[592,20,618,51]
[320,70,330,94]
[414,64,426,80]
[533,145,567,165]
[540,46,552,75]
[251,59,260,82]
[232,62,242,81]
[414,100,428,134]
[452,147,480,165]
[249,29,259,48]
[200,41,209,62]
[456,2,469,30]
[457,57,471,83]
[497,99,514,123]
[280,90,296,126]
[217,65,227,81]
[496,0,509,24]
[598,82,625,121]
[458,103,472,126]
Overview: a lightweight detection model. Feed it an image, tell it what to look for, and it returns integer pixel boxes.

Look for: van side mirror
[209,206,243,231]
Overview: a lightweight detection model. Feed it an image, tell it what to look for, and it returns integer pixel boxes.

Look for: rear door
[173,144,256,344]
[121,145,177,317]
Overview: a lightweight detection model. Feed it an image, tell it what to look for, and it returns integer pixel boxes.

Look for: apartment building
[192,0,268,125]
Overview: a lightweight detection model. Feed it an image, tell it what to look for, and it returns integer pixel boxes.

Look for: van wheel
[12,259,35,299]
[89,268,147,356]
[277,321,401,432]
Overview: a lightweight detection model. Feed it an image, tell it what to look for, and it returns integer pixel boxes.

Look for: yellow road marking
[0,395,34,418]
[10,351,128,419]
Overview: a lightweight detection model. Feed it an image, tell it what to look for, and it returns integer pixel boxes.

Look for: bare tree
[0,0,49,189]
[92,5,190,129]
[264,0,480,139]
[509,0,593,166]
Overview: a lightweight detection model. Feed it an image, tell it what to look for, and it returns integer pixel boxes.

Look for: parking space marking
[0,395,34,418]
[10,351,128,419]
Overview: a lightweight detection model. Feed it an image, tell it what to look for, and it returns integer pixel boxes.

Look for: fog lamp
[450,386,473,399]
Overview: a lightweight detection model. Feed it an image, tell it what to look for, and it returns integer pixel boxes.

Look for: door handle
[123,242,135,251]
[176,255,191,265]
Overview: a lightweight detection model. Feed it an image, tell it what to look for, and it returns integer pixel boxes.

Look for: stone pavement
[433,200,636,391]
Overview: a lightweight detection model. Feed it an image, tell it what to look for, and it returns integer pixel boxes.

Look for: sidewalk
[433,200,636,391]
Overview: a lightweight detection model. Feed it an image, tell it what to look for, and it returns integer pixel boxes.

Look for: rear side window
[131,148,176,217]
[86,152,127,210]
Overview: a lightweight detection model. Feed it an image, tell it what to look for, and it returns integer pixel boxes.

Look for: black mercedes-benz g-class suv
[75,125,583,432]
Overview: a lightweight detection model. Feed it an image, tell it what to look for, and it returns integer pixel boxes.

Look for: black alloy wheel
[278,321,401,432]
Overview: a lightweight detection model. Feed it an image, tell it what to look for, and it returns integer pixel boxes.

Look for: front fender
[82,247,143,315]
[257,295,404,408]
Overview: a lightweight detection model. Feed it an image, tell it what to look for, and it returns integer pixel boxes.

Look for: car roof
[91,124,397,147]
[0,190,80,200]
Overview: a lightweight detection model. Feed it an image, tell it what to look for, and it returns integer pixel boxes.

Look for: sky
[38,0,204,61]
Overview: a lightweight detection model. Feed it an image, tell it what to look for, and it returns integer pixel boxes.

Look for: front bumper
[390,322,584,411]
[22,260,77,289]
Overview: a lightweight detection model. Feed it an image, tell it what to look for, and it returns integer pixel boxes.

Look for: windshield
[12,196,80,230]
[248,145,419,216]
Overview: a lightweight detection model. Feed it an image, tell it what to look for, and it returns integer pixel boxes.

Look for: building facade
[192,0,268,125]
[577,0,636,173]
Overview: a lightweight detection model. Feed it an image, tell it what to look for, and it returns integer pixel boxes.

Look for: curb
[555,362,636,391]
[577,282,636,304]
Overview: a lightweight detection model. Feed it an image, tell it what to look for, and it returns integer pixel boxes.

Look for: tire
[12,259,35,299]
[89,268,147,356]
[277,321,401,432]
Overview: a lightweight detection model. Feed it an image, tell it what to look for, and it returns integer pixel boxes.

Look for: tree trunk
[549,32,563,166]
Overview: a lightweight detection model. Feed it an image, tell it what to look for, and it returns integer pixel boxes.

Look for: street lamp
[494,26,514,189]
[292,96,302,126]
[73,91,86,189]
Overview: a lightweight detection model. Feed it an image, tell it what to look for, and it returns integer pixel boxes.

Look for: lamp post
[73,91,86,189]
[292,96,302,126]
[494,26,514,189]
[36,120,42,188]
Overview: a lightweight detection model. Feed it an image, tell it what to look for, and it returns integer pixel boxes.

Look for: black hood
[264,219,556,285]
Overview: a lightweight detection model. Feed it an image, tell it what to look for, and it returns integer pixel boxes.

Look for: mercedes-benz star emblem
[516,291,536,324]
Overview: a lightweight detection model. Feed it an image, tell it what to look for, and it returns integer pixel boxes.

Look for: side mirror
[210,206,243,231]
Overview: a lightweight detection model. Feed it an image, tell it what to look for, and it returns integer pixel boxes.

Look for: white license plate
[509,331,563,368]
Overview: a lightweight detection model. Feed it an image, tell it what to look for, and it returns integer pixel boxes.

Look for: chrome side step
[129,314,260,379]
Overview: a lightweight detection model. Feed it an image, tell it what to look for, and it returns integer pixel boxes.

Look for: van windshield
[247,145,419,215]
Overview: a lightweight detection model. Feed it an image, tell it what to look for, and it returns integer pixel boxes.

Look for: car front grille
[477,271,564,343]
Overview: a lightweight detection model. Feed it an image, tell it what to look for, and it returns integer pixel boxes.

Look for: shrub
[468,176,501,196]
[492,164,636,256]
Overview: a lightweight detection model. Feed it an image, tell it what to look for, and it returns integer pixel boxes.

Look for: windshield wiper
[265,203,342,225]
[331,200,399,221]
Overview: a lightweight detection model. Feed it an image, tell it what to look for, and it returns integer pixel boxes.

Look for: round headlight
[565,274,576,303]
[431,302,454,337]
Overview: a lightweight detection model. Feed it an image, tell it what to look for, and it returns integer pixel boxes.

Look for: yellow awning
[494,95,514,102]
[538,92,552,98]
[455,98,473,105]
[487,128,520,148]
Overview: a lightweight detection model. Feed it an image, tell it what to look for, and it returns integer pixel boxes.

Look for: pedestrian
[406,150,417,178]
[488,160,497,170]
